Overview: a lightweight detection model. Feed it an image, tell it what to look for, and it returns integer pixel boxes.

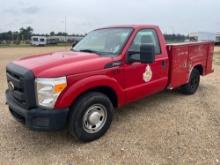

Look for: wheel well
[194,65,203,75]
[74,86,118,108]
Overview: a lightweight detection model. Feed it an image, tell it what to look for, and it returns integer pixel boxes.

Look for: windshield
[72,28,132,56]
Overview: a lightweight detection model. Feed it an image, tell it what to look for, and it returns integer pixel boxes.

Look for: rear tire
[68,92,113,142]
[180,68,200,95]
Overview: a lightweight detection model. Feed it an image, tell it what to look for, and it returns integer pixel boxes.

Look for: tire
[180,68,200,95]
[68,92,114,142]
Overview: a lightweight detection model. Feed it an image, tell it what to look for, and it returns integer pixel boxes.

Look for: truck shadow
[114,89,183,120]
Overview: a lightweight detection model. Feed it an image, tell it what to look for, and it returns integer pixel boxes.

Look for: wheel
[68,92,114,142]
[180,68,200,95]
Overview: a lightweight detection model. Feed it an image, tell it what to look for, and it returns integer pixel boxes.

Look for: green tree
[50,31,55,36]
[57,32,68,36]
[19,26,33,40]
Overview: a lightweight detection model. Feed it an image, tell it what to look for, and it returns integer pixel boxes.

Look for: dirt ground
[0,46,220,165]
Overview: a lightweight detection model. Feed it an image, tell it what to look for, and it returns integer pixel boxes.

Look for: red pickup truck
[6,25,214,141]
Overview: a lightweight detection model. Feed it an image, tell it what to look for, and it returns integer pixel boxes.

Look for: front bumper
[6,90,69,131]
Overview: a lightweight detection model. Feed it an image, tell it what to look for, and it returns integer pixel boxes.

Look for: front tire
[180,68,200,95]
[68,92,113,142]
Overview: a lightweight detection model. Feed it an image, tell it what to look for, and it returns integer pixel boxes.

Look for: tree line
[0,27,34,43]
[0,26,188,44]
[0,26,85,44]
[164,33,188,43]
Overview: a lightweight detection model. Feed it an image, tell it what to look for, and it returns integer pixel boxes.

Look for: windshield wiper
[78,49,100,54]
[72,49,115,56]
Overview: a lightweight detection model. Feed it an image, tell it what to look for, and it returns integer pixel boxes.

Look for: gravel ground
[0,46,220,165]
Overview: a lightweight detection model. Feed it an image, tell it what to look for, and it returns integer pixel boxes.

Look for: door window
[128,29,161,56]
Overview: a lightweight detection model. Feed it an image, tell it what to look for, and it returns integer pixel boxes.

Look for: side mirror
[140,44,155,63]
[127,44,155,64]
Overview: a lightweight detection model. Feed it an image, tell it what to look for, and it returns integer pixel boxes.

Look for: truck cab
[6,25,214,141]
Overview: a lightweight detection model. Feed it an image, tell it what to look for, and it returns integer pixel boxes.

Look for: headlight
[35,77,67,109]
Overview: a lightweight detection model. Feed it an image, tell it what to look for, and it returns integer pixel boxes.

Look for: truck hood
[13,51,113,77]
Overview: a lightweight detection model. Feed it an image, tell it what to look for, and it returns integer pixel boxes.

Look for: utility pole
[12,32,14,44]
[65,16,67,49]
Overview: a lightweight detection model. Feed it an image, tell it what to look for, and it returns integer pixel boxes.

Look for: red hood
[13,51,113,77]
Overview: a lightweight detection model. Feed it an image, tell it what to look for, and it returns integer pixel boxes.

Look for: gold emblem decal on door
[143,65,152,82]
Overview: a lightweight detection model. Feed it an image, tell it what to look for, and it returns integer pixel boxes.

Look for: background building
[189,32,216,42]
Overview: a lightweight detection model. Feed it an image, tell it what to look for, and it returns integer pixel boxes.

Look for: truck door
[124,29,169,102]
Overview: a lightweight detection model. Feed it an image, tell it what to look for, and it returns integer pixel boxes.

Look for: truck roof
[96,24,159,30]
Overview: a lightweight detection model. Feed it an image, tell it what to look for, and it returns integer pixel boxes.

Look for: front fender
[55,75,125,109]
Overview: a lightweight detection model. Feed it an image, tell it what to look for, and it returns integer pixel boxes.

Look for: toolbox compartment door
[168,45,189,89]
[205,43,214,75]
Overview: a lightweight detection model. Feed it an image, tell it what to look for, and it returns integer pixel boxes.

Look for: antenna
[65,16,67,50]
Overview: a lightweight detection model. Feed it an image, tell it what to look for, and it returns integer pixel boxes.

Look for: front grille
[6,63,36,109]
[7,71,25,103]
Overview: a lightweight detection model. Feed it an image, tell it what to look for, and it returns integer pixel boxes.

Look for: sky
[0,0,219,34]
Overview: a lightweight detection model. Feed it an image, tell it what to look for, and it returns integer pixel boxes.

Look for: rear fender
[187,63,205,82]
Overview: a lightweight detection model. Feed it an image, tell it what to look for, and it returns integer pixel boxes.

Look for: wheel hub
[88,111,102,125]
[82,104,107,133]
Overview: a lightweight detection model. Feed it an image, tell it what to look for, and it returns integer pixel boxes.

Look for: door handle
[161,60,166,68]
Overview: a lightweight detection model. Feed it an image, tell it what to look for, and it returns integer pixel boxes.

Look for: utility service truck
[6,25,214,141]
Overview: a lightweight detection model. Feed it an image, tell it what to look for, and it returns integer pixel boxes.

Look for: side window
[129,29,161,55]
[33,38,38,41]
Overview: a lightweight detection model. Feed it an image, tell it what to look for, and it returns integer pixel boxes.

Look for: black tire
[180,68,200,95]
[68,92,114,142]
